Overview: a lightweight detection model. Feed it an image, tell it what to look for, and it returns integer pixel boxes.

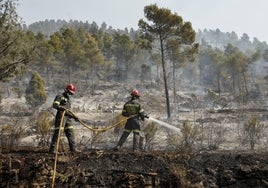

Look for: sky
[16,0,268,42]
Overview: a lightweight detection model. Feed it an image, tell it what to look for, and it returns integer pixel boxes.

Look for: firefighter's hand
[144,113,149,119]
[140,113,149,121]
[58,106,67,111]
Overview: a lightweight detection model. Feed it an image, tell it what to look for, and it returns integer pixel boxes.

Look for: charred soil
[1,147,268,188]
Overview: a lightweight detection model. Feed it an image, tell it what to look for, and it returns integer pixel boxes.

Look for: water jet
[149,117,180,133]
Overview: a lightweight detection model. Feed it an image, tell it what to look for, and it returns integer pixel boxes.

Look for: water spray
[149,117,181,133]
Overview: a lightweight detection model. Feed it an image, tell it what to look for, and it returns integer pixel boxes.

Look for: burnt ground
[1,147,268,188]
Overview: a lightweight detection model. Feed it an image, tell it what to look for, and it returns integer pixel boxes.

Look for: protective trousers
[116,118,144,150]
[49,115,76,152]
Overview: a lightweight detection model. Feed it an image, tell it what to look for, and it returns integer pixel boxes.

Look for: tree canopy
[25,71,47,108]
[138,4,198,118]
[0,0,31,81]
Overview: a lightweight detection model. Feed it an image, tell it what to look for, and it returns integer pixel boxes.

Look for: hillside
[1,81,268,187]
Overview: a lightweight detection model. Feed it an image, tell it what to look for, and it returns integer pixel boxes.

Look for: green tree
[225,44,260,101]
[102,32,113,60]
[34,32,56,84]
[0,0,31,81]
[138,4,197,118]
[166,38,199,99]
[55,28,84,83]
[198,45,213,86]
[81,32,105,93]
[208,48,227,96]
[25,71,47,108]
[112,32,137,80]
[47,32,64,80]
[150,53,162,82]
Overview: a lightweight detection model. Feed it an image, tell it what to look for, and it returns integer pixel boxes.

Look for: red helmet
[131,89,140,97]
[66,84,76,94]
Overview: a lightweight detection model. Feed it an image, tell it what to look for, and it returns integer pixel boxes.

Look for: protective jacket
[122,98,144,117]
[116,98,146,150]
[53,93,74,127]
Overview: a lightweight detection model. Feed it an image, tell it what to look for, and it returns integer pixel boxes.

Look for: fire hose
[51,109,136,188]
[67,109,136,132]
[51,110,66,188]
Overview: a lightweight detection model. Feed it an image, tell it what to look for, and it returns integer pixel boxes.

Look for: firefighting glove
[58,106,67,111]
[140,113,149,121]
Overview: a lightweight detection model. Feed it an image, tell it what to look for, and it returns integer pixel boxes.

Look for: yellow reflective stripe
[54,127,64,130]
[54,101,60,105]
[123,129,140,133]
[133,129,140,133]
[55,126,74,130]
[123,129,131,132]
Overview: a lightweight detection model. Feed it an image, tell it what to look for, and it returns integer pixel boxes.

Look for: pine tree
[25,72,47,108]
[138,4,198,118]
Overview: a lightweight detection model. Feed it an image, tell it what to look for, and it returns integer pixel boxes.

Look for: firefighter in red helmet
[49,84,79,153]
[114,89,149,151]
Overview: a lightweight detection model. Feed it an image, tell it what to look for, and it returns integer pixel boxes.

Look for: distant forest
[24,19,268,51]
[21,19,268,93]
[1,1,268,117]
